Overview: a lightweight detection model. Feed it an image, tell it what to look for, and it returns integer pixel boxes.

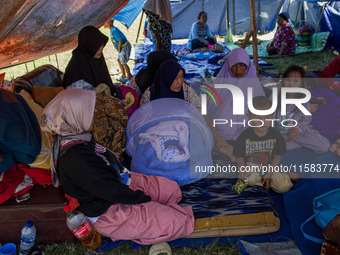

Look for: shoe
[148,242,172,255]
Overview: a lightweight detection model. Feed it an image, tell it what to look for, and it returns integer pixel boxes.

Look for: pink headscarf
[207,48,265,141]
[41,89,96,187]
[41,89,96,136]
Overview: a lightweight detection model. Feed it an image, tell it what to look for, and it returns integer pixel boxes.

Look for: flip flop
[116,76,127,82]
[148,242,172,255]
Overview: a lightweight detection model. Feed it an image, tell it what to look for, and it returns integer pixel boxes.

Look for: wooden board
[187,211,280,238]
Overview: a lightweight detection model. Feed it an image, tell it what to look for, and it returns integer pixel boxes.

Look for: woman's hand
[214,139,235,162]
[288,127,300,141]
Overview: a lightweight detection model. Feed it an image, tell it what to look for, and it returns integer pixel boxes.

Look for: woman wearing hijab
[139,59,201,108]
[41,89,194,245]
[129,49,178,98]
[207,48,265,159]
[266,12,296,56]
[143,0,173,51]
[62,26,121,98]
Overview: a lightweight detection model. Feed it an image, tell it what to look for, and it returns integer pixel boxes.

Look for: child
[104,20,132,81]
[275,65,330,154]
[233,96,293,194]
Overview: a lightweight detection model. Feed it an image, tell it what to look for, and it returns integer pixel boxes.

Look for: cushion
[19,91,53,170]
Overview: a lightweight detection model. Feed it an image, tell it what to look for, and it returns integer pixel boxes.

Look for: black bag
[14,64,63,94]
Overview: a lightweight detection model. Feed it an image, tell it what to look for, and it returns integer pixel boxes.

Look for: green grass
[39,239,239,255]
[262,49,339,75]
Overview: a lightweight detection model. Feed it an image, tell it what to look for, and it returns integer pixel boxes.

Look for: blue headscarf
[150,59,185,101]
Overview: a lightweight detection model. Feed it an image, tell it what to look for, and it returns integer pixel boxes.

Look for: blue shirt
[110,26,128,50]
[187,22,211,49]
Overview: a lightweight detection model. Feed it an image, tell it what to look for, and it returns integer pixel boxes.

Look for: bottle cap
[63,204,71,213]
[26,220,33,227]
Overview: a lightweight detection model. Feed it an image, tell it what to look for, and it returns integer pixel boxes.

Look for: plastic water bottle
[66,210,101,251]
[19,220,36,255]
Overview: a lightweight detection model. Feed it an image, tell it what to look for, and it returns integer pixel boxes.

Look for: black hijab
[135,49,178,94]
[150,59,185,101]
[62,26,122,98]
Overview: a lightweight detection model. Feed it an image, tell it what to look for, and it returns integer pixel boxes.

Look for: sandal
[148,242,172,255]
[116,76,127,82]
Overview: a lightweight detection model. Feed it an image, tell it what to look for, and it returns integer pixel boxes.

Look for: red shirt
[273,23,296,55]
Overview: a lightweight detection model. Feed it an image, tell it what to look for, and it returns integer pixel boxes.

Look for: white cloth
[139,120,189,163]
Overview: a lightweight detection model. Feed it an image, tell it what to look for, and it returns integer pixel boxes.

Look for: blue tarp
[321,4,340,51]
[282,1,340,51]
[171,0,284,38]
[112,0,146,29]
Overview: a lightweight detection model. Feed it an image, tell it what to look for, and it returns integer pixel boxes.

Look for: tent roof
[0,0,129,69]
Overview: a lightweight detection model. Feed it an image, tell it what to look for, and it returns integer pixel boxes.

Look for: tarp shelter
[282,0,340,51]
[1,0,340,69]
[112,0,146,29]
[0,0,129,68]
[171,0,284,38]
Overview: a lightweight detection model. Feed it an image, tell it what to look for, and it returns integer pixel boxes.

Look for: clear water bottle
[66,210,101,251]
[19,220,36,255]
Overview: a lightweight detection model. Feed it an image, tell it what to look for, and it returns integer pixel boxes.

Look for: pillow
[19,91,53,169]
[32,86,64,108]
[311,32,330,52]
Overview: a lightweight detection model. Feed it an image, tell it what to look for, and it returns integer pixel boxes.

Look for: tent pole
[249,0,259,74]
[258,0,260,32]
[202,0,204,11]
[25,63,29,73]
[233,0,235,34]
[315,3,326,33]
[226,0,229,30]
[135,11,144,44]
[295,1,301,23]
[55,54,60,70]
[287,0,291,13]
[32,60,36,69]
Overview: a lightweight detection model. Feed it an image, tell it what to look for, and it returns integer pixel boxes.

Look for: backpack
[301,188,340,243]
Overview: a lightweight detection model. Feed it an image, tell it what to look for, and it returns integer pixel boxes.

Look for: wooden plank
[315,4,326,33]
[232,0,236,34]
[187,211,280,238]
[249,0,259,73]
[226,0,229,30]
[135,11,144,43]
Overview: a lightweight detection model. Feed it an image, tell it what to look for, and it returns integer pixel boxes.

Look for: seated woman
[62,26,121,98]
[266,12,296,56]
[41,89,194,245]
[187,11,216,50]
[207,48,265,160]
[129,49,178,98]
[139,59,201,108]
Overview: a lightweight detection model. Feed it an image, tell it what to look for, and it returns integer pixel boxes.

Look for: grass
[38,239,239,255]
[2,12,339,255]
[262,49,339,75]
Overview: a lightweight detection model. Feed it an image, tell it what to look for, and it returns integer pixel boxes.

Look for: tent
[1,0,339,69]
[0,0,130,69]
